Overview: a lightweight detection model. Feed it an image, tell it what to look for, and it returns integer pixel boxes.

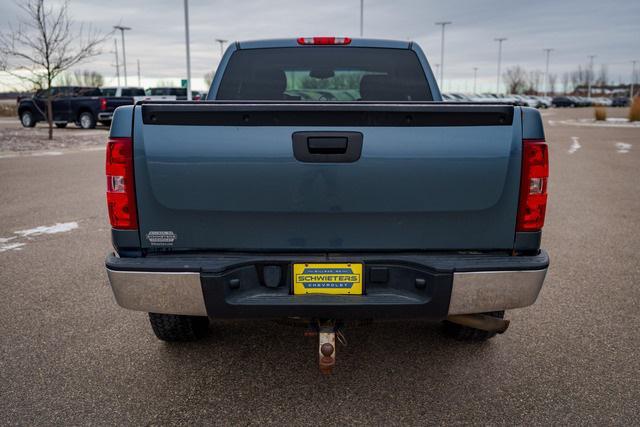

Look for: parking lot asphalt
[0,108,639,425]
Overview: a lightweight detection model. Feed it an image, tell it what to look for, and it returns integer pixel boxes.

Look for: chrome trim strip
[106,269,207,316]
[448,268,547,315]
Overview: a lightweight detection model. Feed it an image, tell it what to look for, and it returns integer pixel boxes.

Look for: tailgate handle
[292,132,363,163]
[307,137,348,154]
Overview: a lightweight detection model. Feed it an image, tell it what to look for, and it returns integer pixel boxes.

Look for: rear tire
[442,311,505,342]
[20,110,36,127]
[148,313,209,342]
[78,111,96,129]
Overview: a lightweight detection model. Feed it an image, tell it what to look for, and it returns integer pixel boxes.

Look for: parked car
[552,96,577,107]
[104,37,549,372]
[592,97,613,106]
[512,95,538,108]
[531,96,552,108]
[146,87,188,100]
[100,87,146,98]
[17,86,133,128]
[612,97,630,107]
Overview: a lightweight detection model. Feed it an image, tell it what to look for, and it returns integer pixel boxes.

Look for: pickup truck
[18,86,133,129]
[105,37,549,372]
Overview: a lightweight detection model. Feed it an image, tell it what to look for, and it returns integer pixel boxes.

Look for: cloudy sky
[1,0,639,92]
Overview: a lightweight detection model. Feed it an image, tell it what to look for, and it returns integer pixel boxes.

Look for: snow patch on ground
[568,137,581,154]
[615,142,632,154]
[30,151,63,157]
[14,222,79,237]
[558,119,640,128]
[0,242,26,252]
[1,221,79,254]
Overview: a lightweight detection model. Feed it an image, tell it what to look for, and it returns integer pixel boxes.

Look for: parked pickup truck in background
[17,86,134,129]
[105,37,549,372]
[101,86,181,103]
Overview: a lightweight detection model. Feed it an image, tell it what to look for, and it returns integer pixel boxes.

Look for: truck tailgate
[132,103,522,251]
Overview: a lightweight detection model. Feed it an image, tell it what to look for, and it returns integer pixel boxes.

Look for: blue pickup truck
[104,37,549,371]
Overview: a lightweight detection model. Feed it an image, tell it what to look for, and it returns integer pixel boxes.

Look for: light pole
[631,60,637,99]
[494,37,507,94]
[360,0,364,37]
[113,39,120,87]
[587,54,596,98]
[113,25,131,86]
[183,0,192,100]
[473,67,478,94]
[137,59,141,87]
[215,38,228,57]
[435,21,452,90]
[543,48,554,97]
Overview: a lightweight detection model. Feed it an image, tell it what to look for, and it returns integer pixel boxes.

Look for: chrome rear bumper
[106,265,547,317]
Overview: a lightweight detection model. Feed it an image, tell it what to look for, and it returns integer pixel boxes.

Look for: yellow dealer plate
[293,263,363,295]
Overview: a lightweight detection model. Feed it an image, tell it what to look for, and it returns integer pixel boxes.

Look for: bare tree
[526,70,543,94]
[0,0,109,139]
[58,69,104,87]
[561,72,571,95]
[156,80,178,88]
[503,66,528,94]
[203,71,214,87]
[547,73,558,96]
[596,65,608,86]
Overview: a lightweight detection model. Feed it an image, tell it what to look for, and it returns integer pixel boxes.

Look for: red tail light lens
[297,37,352,45]
[516,139,548,232]
[100,97,107,111]
[106,137,137,229]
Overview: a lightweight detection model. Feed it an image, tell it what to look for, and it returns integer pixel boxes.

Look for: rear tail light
[516,139,548,232]
[106,137,137,229]
[100,97,107,111]
[297,37,352,45]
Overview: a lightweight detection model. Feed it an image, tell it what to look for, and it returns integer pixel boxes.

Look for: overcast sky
[1,0,639,92]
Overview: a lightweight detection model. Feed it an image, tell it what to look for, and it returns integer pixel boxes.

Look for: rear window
[101,88,117,96]
[216,47,432,102]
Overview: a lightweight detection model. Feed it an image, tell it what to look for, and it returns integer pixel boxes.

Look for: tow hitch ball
[305,321,345,374]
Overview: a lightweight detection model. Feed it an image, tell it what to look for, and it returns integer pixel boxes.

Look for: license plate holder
[293,263,363,295]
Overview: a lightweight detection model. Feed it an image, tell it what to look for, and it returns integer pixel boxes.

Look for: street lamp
[113,25,131,86]
[630,60,637,99]
[113,39,120,87]
[543,48,554,97]
[360,0,364,37]
[435,21,452,90]
[215,38,228,57]
[494,37,507,94]
[473,67,478,94]
[183,0,192,100]
[587,55,596,98]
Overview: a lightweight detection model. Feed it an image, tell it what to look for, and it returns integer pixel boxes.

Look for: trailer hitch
[305,320,346,374]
